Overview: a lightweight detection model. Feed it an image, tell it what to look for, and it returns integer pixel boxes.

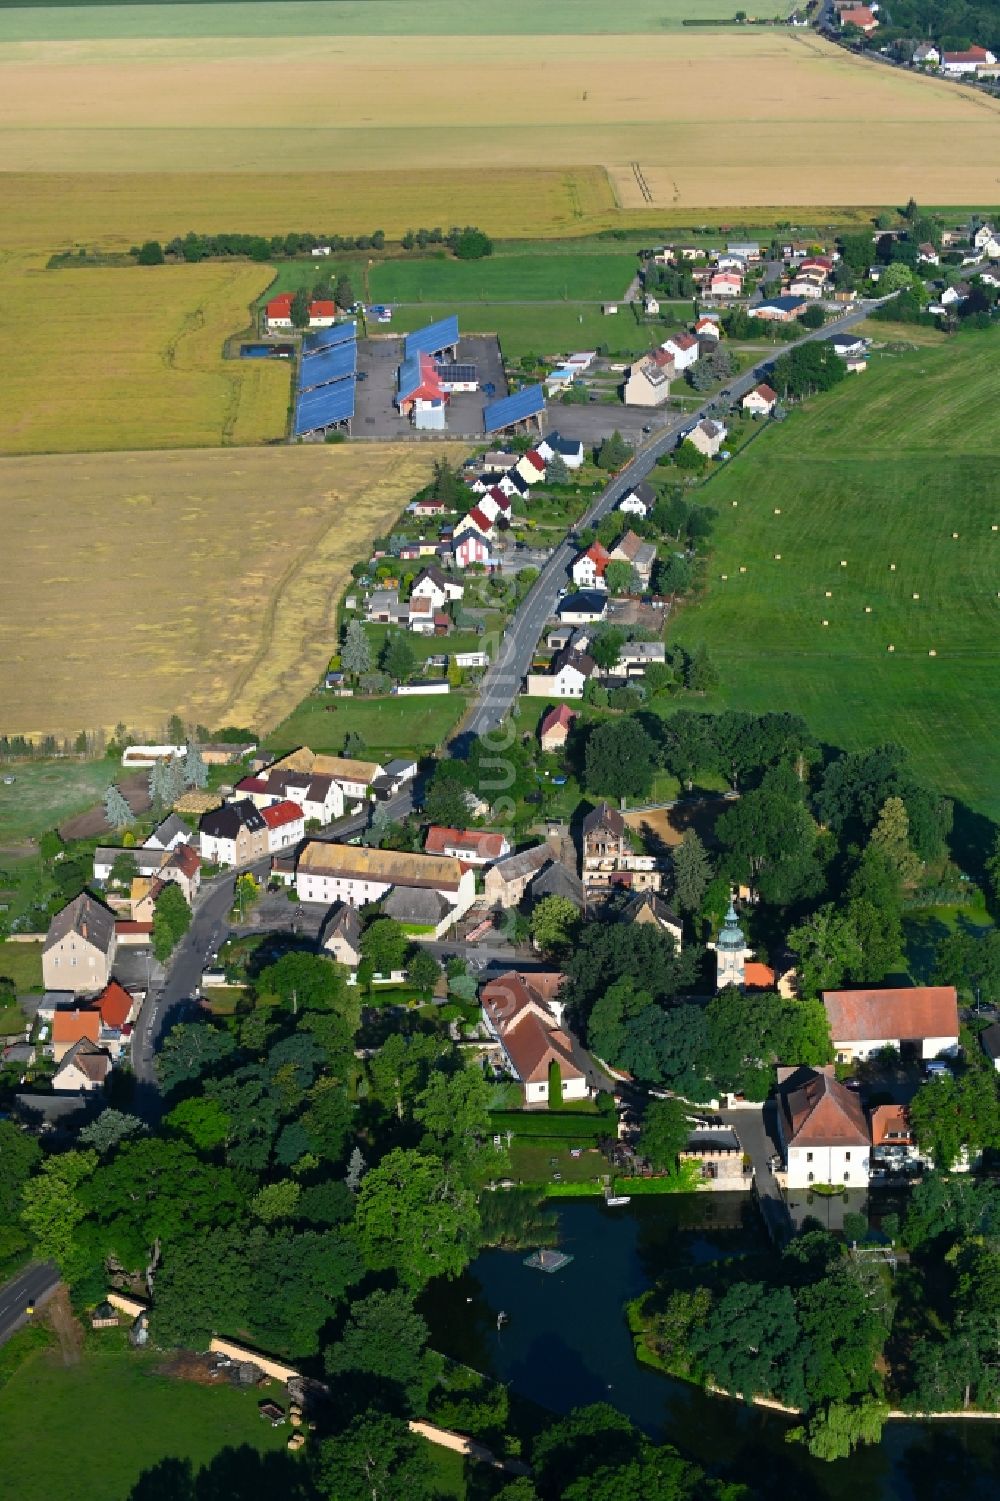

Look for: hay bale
[774,553,781,560]
[865,606,872,613]
[721,573,728,580]
[887,645,895,652]
[929,649,937,657]
[822,619,829,626]
[840,560,848,567]
[912,593,920,600]
[825,591,832,598]
[774,507,781,514]
[890,563,896,571]
[952,532,959,539]
[739,566,746,574]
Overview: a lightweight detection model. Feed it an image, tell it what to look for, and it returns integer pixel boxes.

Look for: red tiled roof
[96,980,133,1030]
[666,332,698,351]
[743,961,776,989]
[309,300,336,317]
[425,826,508,861]
[841,6,876,22]
[749,383,777,403]
[870,1103,913,1149]
[266,293,295,316]
[115,920,153,934]
[236,776,269,793]
[944,46,990,60]
[783,1070,869,1147]
[523,450,547,472]
[468,506,492,533]
[260,799,304,830]
[481,971,581,1085]
[165,843,200,878]
[52,1009,100,1046]
[540,704,578,736]
[822,986,959,1044]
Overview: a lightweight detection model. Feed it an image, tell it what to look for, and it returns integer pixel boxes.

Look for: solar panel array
[294,380,355,437]
[397,351,424,402]
[303,319,357,355]
[299,339,357,392]
[404,315,459,360]
[483,384,546,435]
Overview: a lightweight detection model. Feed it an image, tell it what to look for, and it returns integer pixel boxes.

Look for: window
[845,1151,851,1161]
[807,1172,814,1183]
[806,1151,813,1163]
[844,1172,850,1182]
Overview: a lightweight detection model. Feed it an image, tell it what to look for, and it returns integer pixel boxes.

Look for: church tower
[714,895,752,989]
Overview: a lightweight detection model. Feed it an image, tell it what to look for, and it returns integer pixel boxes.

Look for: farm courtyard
[667,328,1000,823]
[0,444,462,741]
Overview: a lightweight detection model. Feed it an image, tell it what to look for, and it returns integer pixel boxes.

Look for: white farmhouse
[777,1067,871,1190]
[822,986,960,1064]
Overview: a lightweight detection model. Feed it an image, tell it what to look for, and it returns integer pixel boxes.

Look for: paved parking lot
[548,400,677,448]
[354,334,507,440]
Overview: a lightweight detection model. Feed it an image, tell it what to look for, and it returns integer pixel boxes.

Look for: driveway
[720,1102,792,1246]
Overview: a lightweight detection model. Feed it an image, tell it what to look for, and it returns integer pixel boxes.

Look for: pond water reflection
[423,1195,1000,1499]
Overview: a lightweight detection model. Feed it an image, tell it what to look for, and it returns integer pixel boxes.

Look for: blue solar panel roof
[397,352,423,403]
[404,316,459,359]
[294,381,355,436]
[483,384,546,434]
[299,340,357,391]
[302,320,356,354]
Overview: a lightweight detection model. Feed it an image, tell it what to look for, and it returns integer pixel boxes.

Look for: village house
[623,350,673,407]
[557,591,608,626]
[260,799,306,853]
[828,333,867,359]
[319,902,363,970]
[840,5,878,30]
[451,527,493,570]
[525,647,598,700]
[787,274,826,299]
[153,843,201,905]
[514,450,548,487]
[870,1104,927,1176]
[644,293,660,316]
[742,382,778,416]
[50,1006,100,1064]
[481,971,589,1106]
[727,240,761,262]
[265,292,337,332]
[411,565,464,610]
[52,1038,112,1093]
[610,530,657,589]
[660,332,700,371]
[619,481,656,518]
[270,748,384,804]
[973,221,1000,251]
[616,641,666,677]
[917,242,940,265]
[144,813,194,852]
[582,802,662,892]
[483,843,553,909]
[942,45,995,75]
[680,1122,751,1189]
[821,986,960,1063]
[199,798,269,868]
[43,893,118,994]
[92,846,172,884]
[749,296,808,322]
[911,41,940,64]
[777,1067,871,1189]
[409,497,450,518]
[709,270,742,298]
[684,419,727,458]
[539,703,579,751]
[529,856,586,912]
[694,316,721,342]
[236,767,344,824]
[295,841,475,930]
[424,826,512,867]
[536,433,584,469]
[366,589,409,627]
[571,542,611,591]
[618,889,683,950]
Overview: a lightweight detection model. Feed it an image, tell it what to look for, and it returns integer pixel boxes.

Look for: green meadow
[0,0,793,44]
[367,252,637,305]
[668,328,1000,821]
[379,301,662,360]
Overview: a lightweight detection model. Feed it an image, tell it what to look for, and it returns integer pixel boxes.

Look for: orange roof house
[95,981,134,1031]
[51,1007,101,1063]
[481,971,589,1106]
[539,703,579,751]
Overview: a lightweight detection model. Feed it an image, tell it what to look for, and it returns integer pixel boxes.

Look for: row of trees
[132,229,388,265]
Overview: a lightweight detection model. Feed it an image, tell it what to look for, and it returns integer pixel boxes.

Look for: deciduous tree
[354,1148,480,1288]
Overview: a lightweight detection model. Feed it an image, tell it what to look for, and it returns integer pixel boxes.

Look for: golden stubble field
[0,444,464,738]
[1,253,287,455]
[1,31,998,205]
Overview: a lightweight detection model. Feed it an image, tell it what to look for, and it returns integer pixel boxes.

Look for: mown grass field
[367,251,637,304]
[0,1347,290,1501]
[0,445,462,740]
[264,693,466,762]
[381,301,659,360]
[2,252,285,455]
[668,330,1000,821]
[0,941,43,992]
[0,30,997,207]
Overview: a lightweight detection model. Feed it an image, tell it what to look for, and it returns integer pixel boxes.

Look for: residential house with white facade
[822,986,960,1064]
[481,970,589,1106]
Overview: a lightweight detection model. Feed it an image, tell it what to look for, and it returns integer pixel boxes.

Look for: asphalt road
[0,1261,59,1348]
[462,299,886,742]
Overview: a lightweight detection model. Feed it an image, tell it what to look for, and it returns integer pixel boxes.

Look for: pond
[423,1196,1000,1500]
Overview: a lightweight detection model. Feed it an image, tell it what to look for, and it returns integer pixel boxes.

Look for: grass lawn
[368,251,637,305]
[0,1348,290,1501]
[382,301,661,361]
[0,1004,27,1036]
[666,330,1000,823]
[0,941,43,991]
[0,758,120,849]
[510,1141,610,1187]
[904,894,993,984]
[422,1441,466,1498]
[264,692,466,760]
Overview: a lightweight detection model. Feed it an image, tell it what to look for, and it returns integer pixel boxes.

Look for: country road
[0,1262,59,1348]
[462,299,886,743]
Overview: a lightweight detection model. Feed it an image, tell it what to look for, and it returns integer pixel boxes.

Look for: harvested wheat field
[2,253,286,454]
[0,31,997,205]
[0,444,463,739]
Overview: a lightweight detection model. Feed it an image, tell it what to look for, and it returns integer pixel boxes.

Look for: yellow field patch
[0,444,465,739]
[2,252,286,454]
[0,31,997,206]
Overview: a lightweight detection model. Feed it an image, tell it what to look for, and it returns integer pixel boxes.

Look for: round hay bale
[840,560,848,567]
[890,563,896,571]
[822,619,829,626]
[739,566,746,573]
[912,593,920,600]
[887,644,895,652]
[825,591,832,598]
[774,507,781,515]
[865,606,872,613]
[929,649,937,657]
[952,532,959,539]
[732,500,738,507]
[774,553,781,560]
[721,573,728,580]
[992,525,998,532]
